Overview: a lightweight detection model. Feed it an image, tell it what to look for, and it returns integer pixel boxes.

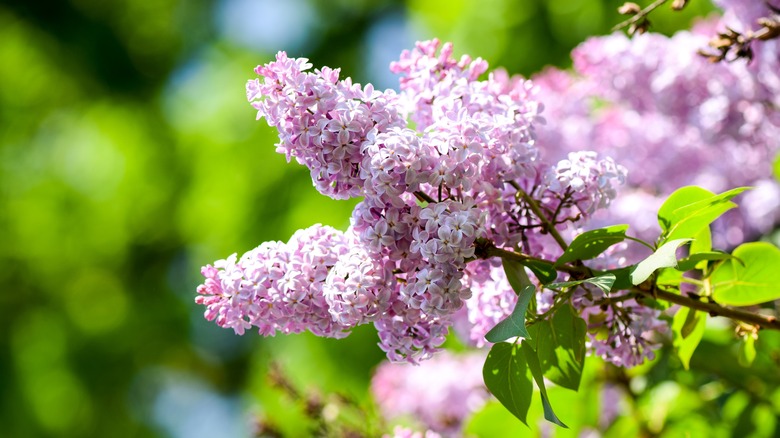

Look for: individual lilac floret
[195,224,352,338]
[247,52,405,199]
[371,351,489,434]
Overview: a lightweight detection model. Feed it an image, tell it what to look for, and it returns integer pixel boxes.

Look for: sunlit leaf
[676,251,736,272]
[631,239,691,285]
[774,152,780,182]
[483,342,533,426]
[738,335,757,367]
[522,342,568,428]
[555,225,628,267]
[485,285,535,343]
[657,186,748,243]
[690,227,713,270]
[526,304,586,391]
[711,242,780,306]
[672,307,706,369]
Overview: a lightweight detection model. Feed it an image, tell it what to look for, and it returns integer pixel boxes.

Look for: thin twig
[477,241,780,332]
[612,0,668,32]
[414,190,435,204]
[507,181,569,250]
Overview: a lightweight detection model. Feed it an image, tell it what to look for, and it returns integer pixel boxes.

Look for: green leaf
[672,307,706,370]
[657,186,748,243]
[689,227,713,270]
[690,226,712,254]
[526,304,587,391]
[598,266,634,290]
[630,239,692,285]
[522,342,568,428]
[676,251,736,272]
[483,342,533,426]
[502,249,557,286]
[774,152,780,182]
[656,267,684,289]
[502,257,533,295]
[711,242,780,306]
[485,285,535,343]
[555,225,628,267]
[547,274,616,294]
[525,259,558,285]
[657,186,713,232]
[738,335,757,367]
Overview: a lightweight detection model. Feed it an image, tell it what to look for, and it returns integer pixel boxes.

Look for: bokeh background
[4,0,779,436]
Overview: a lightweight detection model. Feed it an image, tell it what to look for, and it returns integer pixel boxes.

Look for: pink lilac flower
[372,351,489,434]
[195,224,352,338]
[206,40,633,365]
[247,53,405,199]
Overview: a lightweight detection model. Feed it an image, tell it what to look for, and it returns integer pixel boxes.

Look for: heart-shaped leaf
[711,242,780,306]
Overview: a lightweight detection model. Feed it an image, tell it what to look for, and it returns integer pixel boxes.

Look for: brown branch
[636,287,780,331]
[414,190,435,204]
[476,240,780,332]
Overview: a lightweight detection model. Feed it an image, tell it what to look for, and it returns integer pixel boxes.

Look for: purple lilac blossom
[371,351,489,434]
[199,40,628,364]
[195,224,352,338]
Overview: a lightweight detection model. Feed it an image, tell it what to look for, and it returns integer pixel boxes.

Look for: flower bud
[618,2,641,15]
[671,0,689,11]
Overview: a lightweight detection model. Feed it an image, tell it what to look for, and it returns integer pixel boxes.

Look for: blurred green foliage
[5,0,778,437]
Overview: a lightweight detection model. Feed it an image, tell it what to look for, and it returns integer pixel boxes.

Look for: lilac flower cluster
[371,351,489,434]
[196,224,352,338]
[196,39,627,364]
[577,293,667,368]
[247,52,405,199]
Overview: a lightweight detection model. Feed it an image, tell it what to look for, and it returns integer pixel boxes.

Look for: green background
[4,0,779,436]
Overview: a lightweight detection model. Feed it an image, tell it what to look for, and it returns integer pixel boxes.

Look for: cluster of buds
[699,11,780,62]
